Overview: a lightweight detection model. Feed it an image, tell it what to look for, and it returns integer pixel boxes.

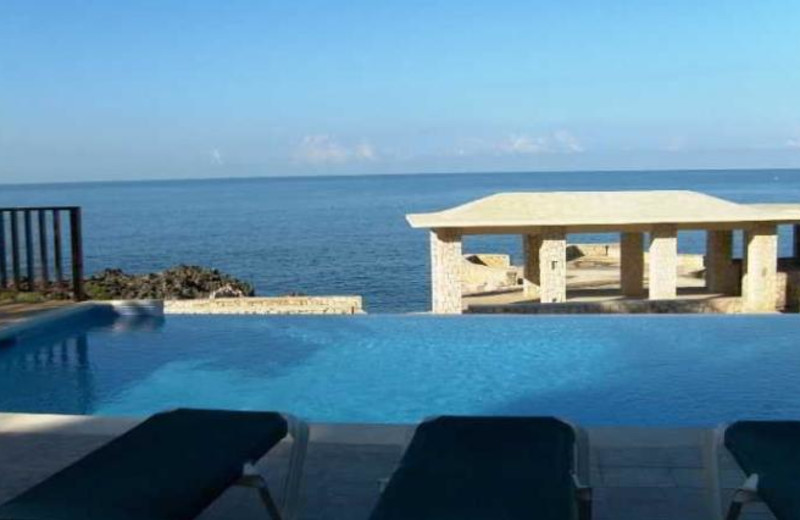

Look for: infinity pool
[1,310,798,425]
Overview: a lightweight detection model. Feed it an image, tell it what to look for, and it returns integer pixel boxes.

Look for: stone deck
[0,414,774,520]
[464,285,745,314]
[0,301,74,329]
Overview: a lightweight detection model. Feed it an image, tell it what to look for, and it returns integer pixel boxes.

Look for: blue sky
[2,0,800,182]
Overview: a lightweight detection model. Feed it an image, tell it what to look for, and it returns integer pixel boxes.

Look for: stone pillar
[648,224,678,300]
[539,227,567,304]
[522,234,542,299]
[705,230,737,294]
[620,232,645,297]
[742,223,778,312]
[430,229,462,314]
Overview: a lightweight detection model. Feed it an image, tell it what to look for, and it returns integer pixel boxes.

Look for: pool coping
[0,300,171,343]
[0,302,100,343]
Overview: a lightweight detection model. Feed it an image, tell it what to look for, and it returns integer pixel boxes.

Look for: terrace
[0,413,763,520]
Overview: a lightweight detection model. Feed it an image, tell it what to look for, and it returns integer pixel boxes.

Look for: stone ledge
[468,296,744,315]
[164,296,364,315]
[0,302,96,342]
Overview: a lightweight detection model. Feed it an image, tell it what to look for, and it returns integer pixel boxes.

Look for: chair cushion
[369,416,577,520]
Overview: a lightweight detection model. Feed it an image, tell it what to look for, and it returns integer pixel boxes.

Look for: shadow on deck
[0,413,765,520]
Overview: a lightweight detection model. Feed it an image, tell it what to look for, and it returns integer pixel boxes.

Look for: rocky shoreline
[84,265,255,300]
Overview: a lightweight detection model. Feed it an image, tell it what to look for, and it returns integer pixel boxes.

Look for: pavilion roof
[406,191,800,230]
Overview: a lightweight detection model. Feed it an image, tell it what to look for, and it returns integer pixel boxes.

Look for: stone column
[648,224,678,300]
[705,230,737,294]
[522,234,542,299]
[430,229,462,314]
[539,227,567,304]
[620,232,645,297]
[742,223,778,312]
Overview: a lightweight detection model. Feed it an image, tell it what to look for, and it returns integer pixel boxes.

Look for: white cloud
[497,134,549,154]
[663,136,687,152]
[210,148,224,165]
[553,130,584,153]
[353,142,377,160]
[494,130,584,155]
[787,137,800,149]
[294,135,378,165]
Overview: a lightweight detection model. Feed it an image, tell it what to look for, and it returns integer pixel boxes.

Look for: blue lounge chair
[369,416,592,520]
[707,420,800,520]
[0,408,309,520]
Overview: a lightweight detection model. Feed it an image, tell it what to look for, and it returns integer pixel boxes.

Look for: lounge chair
[706,420,800,520]
[0,408,309,520]
[369,416,592,520]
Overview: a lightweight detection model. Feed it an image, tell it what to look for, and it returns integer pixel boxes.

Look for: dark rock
[209,283,248,299]
[84,265,255,300]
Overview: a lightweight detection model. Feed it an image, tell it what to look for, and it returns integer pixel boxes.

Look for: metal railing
[0,206,84,300]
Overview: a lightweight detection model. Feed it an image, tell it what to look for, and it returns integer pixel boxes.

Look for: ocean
[1,169,799,313]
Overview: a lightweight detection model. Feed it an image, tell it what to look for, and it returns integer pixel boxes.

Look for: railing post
[0,211,6,289]
[10,210,20,290]
[52,209,63,286]
[24,209,34,290]
[69,207,84,301]
[38,210,49,288]
[0,206,83,298]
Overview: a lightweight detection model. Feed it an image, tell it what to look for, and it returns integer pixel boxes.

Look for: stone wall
[462,254,519,295]
[570,243,705,271]
[164,296,364,315]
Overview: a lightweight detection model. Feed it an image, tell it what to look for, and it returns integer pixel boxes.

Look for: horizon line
[1,165,800,189]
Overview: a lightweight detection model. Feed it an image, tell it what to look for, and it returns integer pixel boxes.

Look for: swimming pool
[1,309,798,426]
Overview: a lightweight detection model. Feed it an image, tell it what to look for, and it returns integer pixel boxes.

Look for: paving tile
[597,445,701,468]
[0,418,757,520]
[671,467,706,488]
[0,433,111,501]
[594,487,708,520]
[589,426,706,447]
[600,466,675,488]
[589,465,603,485]
[721,468,748,488]
[293,442,402,520]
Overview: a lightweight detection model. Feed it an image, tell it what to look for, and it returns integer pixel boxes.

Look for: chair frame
[568,419,594,520]
[704,423,765,520]
[235,414,309,520]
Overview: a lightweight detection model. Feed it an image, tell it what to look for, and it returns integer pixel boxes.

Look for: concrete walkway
[0,413,774,520]
[0,301,74,329]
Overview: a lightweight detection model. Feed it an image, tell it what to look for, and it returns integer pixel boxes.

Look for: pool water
[1,311,798,426]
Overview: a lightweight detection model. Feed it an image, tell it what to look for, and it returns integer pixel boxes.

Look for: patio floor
[0,301,74,329]
[0,413,775,520]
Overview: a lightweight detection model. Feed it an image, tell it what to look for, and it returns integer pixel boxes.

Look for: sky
[1,0,800,183]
